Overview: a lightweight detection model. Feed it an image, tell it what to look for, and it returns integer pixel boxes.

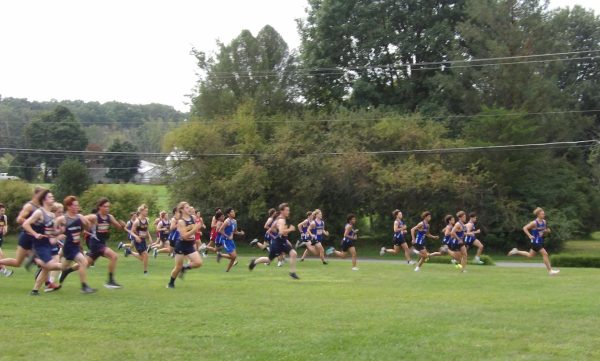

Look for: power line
[1,140,597,159]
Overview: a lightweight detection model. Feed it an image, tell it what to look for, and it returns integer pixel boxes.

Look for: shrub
[550,255,600,268]
[80,185,159,239]
[0,180,35,231]
[52,159,92,200]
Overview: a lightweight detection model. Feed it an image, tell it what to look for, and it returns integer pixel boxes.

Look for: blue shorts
[223,238,236,254]
[51,244,60,256]
[175,241,195,256]
[63,243,81,261]
[34,242,53,263]
[264,232,271,242]
[269,239,292,260]
[393,235,406,246]
[215,235,224,248]
[86,239,107,261]
[341,238,354,252]
[464,236,475,246]
[414,243,426,251]
[18,231,35,250]
[134,239,147,253]
[531,242,544,252]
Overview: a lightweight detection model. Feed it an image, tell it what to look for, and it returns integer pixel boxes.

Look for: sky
[0,0,598,112]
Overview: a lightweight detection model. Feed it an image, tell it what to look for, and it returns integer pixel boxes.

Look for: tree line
[167,0,600,250]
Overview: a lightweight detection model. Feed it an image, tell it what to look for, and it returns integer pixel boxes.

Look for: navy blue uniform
[134,218,149,253]
[63,215,83,261]
[159,219,169,241]
[268,218,292,260]
[414,222,429,251]
[18,202,38,250]
[393,220,407,246]
[311,219,325,245]
[32,209,55,263]
[464,221,477,246]
[175,217,196,256]
[341,224,356,252]
[87,213,111,260]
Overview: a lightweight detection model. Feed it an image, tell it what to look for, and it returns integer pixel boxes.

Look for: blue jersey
[465,221,476,243]
[442,226,452,245]
[343,224,356,241]
[393,220,405,239]
[531,220,546,244]
[180,217,196,242]
[223,219,237,240]
[32,209,55,246]
[415,222,429,245]
[313,219,325,241]
[455,222,465,241]
[300,219,309,239]
[264,217,275,241]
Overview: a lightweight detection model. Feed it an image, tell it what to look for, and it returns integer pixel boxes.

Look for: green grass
[0,240,599,361]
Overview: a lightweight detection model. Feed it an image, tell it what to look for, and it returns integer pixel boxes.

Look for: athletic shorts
[86,242,107,261]
[34,243,53,263]
[341,238,354,252]
[531,243,544,252]
[414,244,426,251]
[223,238,236,254]
[215,235,224,248]
[464,236,475,246]
[160,233,169,242]
[393,235,406,246]
[175,241,196,256]
[63,243,81,261]
[135,239,147,253]
[449,243,461,252]
[18,231,34,250]
[310,238,321,246]
[269,239,292,260]
[209,229,217,242]
[264,232,271,242]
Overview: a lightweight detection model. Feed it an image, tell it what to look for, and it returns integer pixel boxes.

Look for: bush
[0,180,34,231]
[52,159,92,200]
[550,255,600,268]
[80,185,159,239]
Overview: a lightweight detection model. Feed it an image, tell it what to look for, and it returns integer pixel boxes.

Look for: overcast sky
[0,0,598,112]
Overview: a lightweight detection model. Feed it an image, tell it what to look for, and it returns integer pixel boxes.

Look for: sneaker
[201,251,207,258]
[199,243,208,251]
[216,252,222,263]
[508,248,518,256]
[124,248,131,257]
[474,257,484,265]
[248,259,256,271]
[289,272,300,280]
[81,286,97,294]
[104,281,123,289]
[233,260,239,267]
[30,290,40,296]
[325,247,335,256]
[117,242,124,250]
[277,261,283,267]
[414,266,420,272]
[450,259,457,265]
[294,240,300,249]
[3,269,13,277]
[178,268,186,280]
[153,248,158,258]
[549,269,560,276]
[461,269,468,273]
[299,258,305,262]
[44,283,60,292]
[266,246,270,253]
[457,264,463,270]
[144,271,148,276]
[322,261,328,265]
[169,252,175,258]
[166,283,175,289]
[408,260,416,265]
[454,263,461,269]
[351,267,359,271]
[250,239,259,247]
[379,247,386,256]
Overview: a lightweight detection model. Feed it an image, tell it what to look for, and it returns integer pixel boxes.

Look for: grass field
[0,242,599,361]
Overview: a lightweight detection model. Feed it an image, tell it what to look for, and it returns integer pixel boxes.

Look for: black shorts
[86,243,107,261]
[310,239,321,246]
[531,243,544,252]
[393,236,406,246]
[414,244,426,251]
[341,238,354,252]
[63,243,81,261]
[269,239,292,260]
[449,243,461,252]
[134,240,147,253]
[175,241,196,256]
[160,233,169,242]
[18,231,34,250]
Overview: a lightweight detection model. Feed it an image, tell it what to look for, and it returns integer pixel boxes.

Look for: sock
[108,272,114,283]
[81,282,88,289]
[60,267,75,283]
[169,277,175,285]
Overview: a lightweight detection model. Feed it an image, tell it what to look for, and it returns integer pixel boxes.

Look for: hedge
[550,255,600,268]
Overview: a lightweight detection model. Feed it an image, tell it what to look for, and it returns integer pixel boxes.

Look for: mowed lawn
[0,243,599,361]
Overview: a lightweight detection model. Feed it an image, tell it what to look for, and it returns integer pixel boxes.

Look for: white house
[133,160,162,184]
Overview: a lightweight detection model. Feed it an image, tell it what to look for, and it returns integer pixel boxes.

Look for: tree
[104,140,140,183]
[52,159,92,200]
[191,25,298,119]
[299,0,466,111]
[22,105,88,181]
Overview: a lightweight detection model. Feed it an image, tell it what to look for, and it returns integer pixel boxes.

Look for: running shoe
[289,272,299,280]
[248,259,256,271]
[508,248,518,256]
[549,269,560,276]
[81,286,97,294]
[104,281,123,289]
[379,247,386,256]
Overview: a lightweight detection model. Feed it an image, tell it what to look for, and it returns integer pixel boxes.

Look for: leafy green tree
[192,25,298,118]
[52,159,92,200]
[104,140,140,183]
